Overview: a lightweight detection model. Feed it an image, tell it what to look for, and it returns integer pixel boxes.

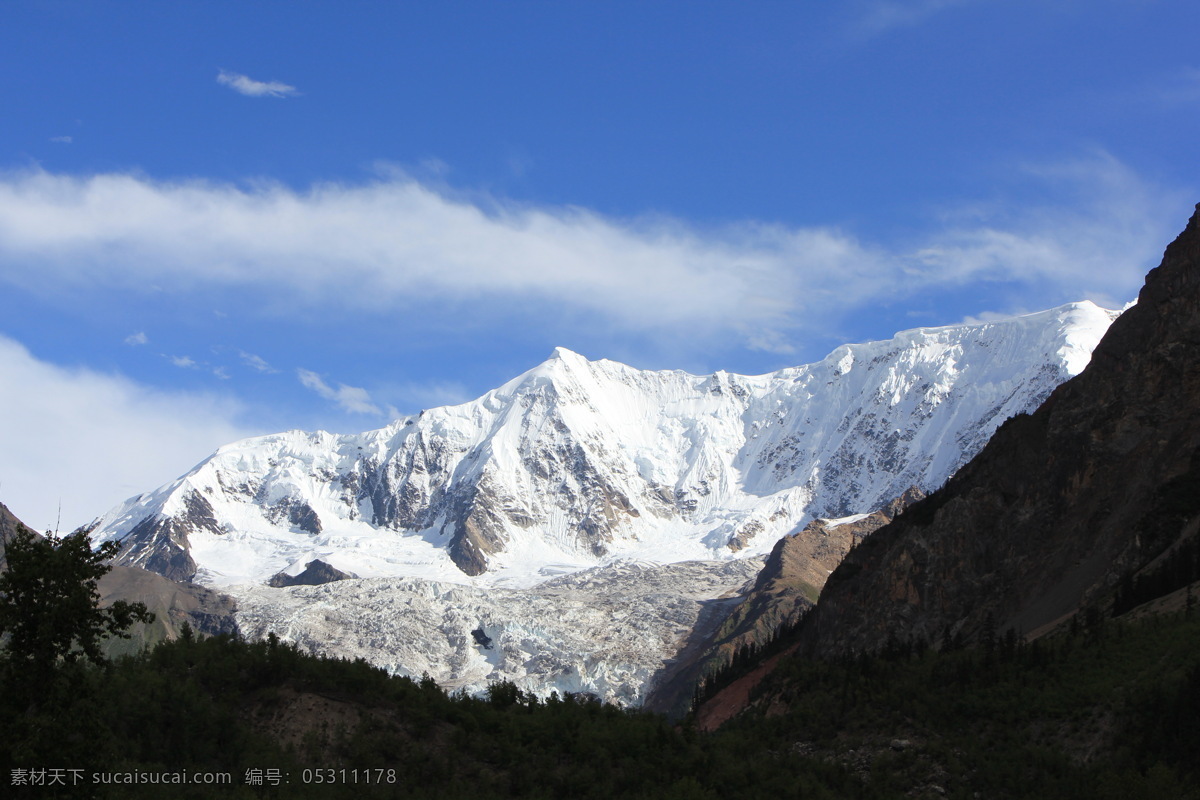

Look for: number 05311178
[302,769,398,784]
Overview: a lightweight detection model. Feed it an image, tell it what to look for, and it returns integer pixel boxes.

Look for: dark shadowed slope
[803,203,1200,657]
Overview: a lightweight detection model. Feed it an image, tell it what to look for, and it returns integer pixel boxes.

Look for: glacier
[89,300,1120,704]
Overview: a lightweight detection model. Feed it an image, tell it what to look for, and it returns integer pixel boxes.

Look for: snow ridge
[92,300,1117,588]
[88,301,1119,704]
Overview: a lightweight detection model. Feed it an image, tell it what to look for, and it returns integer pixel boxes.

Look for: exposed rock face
[722,487,926,649]
[803,203,1200,657]
[102,490,224,582]
[644,488,924,717]
[268,559,356,587]
[266,498,322,535]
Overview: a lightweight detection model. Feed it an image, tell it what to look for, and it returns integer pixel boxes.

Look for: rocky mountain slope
[800,203,1200,657]
[715,487,926,647]
[646,488,924,716]
[0,500,237,654]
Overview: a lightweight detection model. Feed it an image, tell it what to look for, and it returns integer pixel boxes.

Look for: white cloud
[216,69,299,98]
[124,331,148,346]
[0,154,1185,352]
[50,136,73,144]
[0,168,889,347]
[169,355,197,369]
[239,351,277,373]
[958,309,1034,326]
[0,334,255,532]
[297,369,382,415]
[909,151,1188,309]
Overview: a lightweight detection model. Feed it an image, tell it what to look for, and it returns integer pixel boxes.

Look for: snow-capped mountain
[91,301,1119,591]
[88,301,1120,704]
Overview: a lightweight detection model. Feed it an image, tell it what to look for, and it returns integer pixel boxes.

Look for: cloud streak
[1154,66,1200,106]
[297,369,383,415]
[853,0,984,36]
[910,152,1186,308]
[240,351,278,373]
[0,154,1185,353]
[217,69,299,98]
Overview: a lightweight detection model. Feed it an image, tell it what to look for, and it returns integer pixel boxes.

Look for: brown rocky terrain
[801,202,1200,657]
[646,488,923,717]
[719,487,925,653]
[96,564,238,654]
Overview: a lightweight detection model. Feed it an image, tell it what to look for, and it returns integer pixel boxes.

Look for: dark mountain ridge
[801,202,1200,657]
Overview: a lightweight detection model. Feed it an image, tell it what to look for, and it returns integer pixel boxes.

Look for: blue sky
[1,0,1197,530]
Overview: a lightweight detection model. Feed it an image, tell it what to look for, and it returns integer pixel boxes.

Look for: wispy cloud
[0,168,871,350]
[169,355,197,369]
[0,334,254,531]
[239,351,278,373]
[1154,66,1200,105]
[909,150,1188,309]
[216,69,299,98]
[49,136,73,144]
[124,331,148,346]
[958,309,1035,326]
[375,380,472,417]
[297,369,382,415]
[854,0,984,36]
[0,153,1186,355]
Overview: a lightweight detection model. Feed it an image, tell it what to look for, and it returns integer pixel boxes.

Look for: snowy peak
[494,346,601,394]
[90,301,1120,588]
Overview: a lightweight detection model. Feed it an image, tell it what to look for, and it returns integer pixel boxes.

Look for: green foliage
[0,524,154,793]
[719,607,1200,799]
[3,604,1197,798]
[0,526,153,675]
